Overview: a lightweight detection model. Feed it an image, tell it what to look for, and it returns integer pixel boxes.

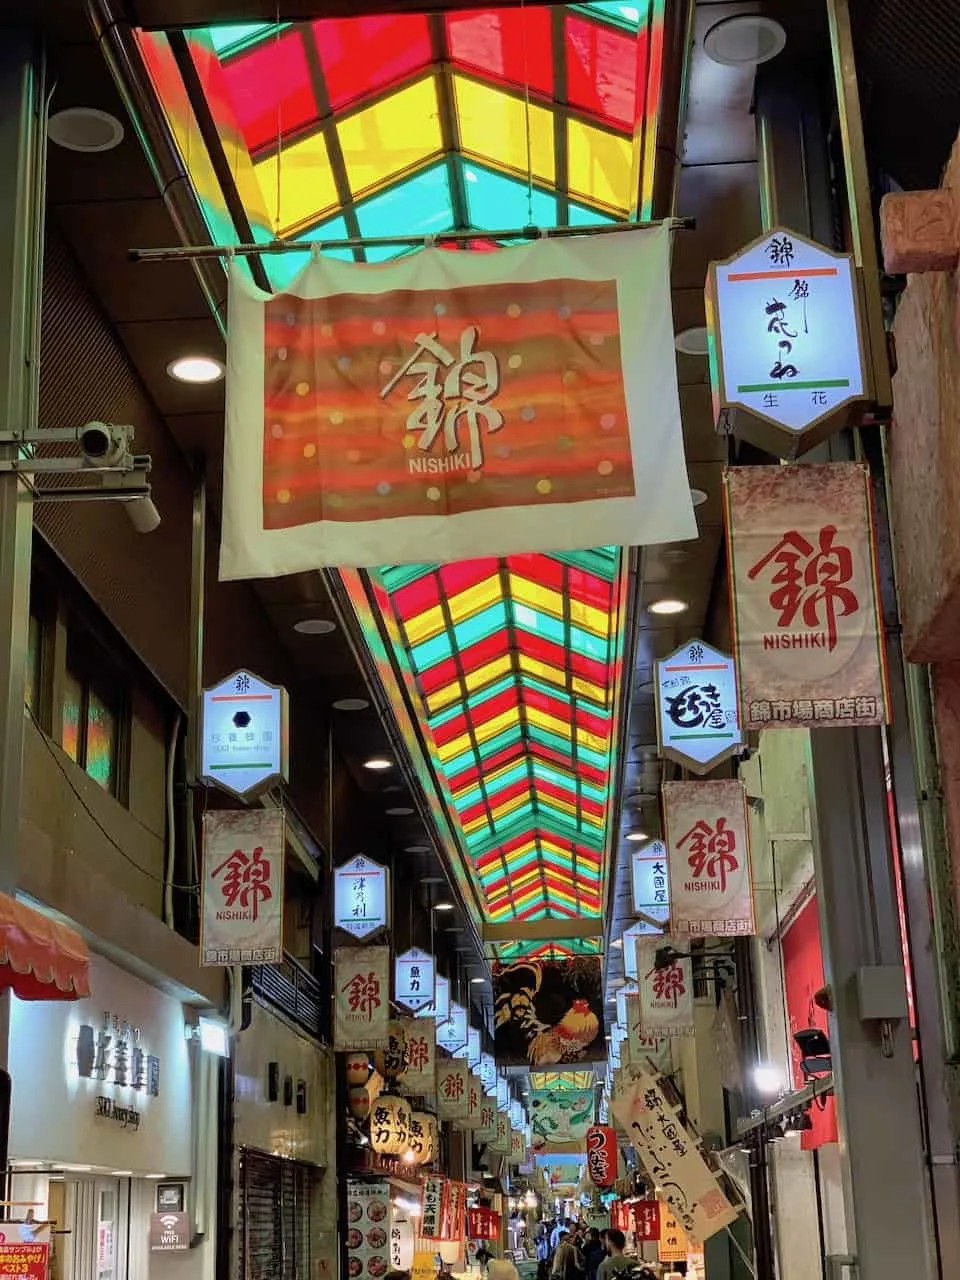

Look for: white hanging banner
[662,779,756,938]
[436,1000,469,1054]
[334,946,390,1049]
[635,938,695,1038]
[390,1215,415,1273]
[220,227,695,574]
[200,809,285,966]
[479,1052,497,1095]
[333,854,389,940]
[655,641,742,774]
[417,973,450,1024]
[436,1059,469,1122]
[395,947,435,1013]
[630,841,670,930]
[398,1018,436,1096]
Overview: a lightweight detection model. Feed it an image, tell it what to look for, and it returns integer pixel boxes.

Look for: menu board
[346,1180,391,1280]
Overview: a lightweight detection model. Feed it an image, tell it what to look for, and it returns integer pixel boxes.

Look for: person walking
[582,1228,605,1280]
[596,1230,632,1280]
[551,1233,585,1280]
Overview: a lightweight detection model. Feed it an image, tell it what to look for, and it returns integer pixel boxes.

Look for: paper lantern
[421,1114,439,1165]
[348,1085,371,1120]
[406,1110,429,1165]
[344,1054,370,1086]
[374,1021,408,1083]
[371,1094,410,1156]
[586,1125,618,1188]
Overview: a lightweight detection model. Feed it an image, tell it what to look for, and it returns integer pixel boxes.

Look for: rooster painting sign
[493,957,605,1067]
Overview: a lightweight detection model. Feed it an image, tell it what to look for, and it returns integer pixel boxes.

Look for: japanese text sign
[622,922,652,980]
[398,1018,436,1096]
[346,1180,391,1280]
[436,1059,469,1122]
[626,995,672,1073]
[390,1216,415,1273]
[586,1125,618,1187]
[334,854,389,940]
[705,227,870,457]
[334,947,390,1050]
[611,1065,738,1243]
[655,641,742,774]
[658,1206,688,1264]
[420,1177,448,1241]
[635,940,695,1038]
[724,463,889,730]
[416,974,450,1025]
[395,947,435,1013]
[0,1240,49,1280]
[479,1052,497,1095]
[436,1001,469,1055]
[220,228,695,574]
[200,809,284,966]
[635,1200,662,1243]
[467,1071,483,1128]
[662,780,756,938]
[630,842,670,933]
[200,669,288,799]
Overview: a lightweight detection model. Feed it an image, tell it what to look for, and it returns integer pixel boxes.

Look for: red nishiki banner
[220,229,695,573]
[661,780,756,938]
[723,463,889,731]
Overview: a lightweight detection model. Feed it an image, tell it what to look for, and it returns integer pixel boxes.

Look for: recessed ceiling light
[333,697,369,712]
[407,845,431,854]
[166,355,225,384]
[48,107,124,153]
[674,326,709,356]
[610,938,624,950]
[385,806,414,816]
[625,831,647,842]
[363,756,393,771]
[145,1173,167,1179]
[703,15,787,66]
[690,487,708,507]
[648,598,688,616]
[293,618,336,635]
[110,1170,134,1177]
[471,976,486,985]
[61,1164,93,1172]
[434,902,455,912]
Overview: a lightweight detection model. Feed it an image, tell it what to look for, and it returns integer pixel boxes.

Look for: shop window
[61,652,122,796]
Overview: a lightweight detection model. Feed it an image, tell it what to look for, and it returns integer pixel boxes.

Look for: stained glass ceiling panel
[140,1,664,285]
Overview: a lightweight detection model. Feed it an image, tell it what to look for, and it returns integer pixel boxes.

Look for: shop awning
[0,893,91,1000]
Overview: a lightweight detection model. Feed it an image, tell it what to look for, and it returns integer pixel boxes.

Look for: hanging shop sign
[416,974,450,1024]
[436,1000,469,1055]
[346,1180,391,1280]
[467,1072,482,1129]
[655,641,742,774]
[200,809,284,966]
[530,1088,595,1152]
[468,1207,500,1241]
[510,1128,526,1161]
[611,1202,633,1234]
[220,228,695,575]
[626,996,672,1074]
[496,1076,510,1112]
[455,1025,481,1067]
[477,1098,497,1144]
[622,923,650,981]
[390,1215,415,1273]
[634,940,695,1038]
[334,946,390,1050]
[479,1051,497,1094]
[611,1065,738,1243]
[420,1177,449,1241]
[494,1111,511,1155]
[705,226,870,458]
[493,956,604,1066]
[394,947,434,1012]
[436,1059,469,1122]
[630,842,670,933]
[586,1125,618,1187]
[509,1099,526,1130]
[333,854,389,941]
[661,779,756,938]
[397,1018,435,1096]
[659,1206,689,1264]
[200,669,289,799]
[370,1094,410,1156]
[445,1181,467,1243]
[724,462,889,731]
[616,985,639,1030]
[635,1200,662,1243]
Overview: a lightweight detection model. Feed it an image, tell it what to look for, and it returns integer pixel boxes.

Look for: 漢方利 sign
[333,854,389,940]
[655,641,742,774]
[200,669,289,799]
[200,809,285,966]
[706,226,870,457]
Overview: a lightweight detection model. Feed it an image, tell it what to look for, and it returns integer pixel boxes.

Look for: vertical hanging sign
[200,809,285,966]
[479,1052,497,1095]
[655,641,742,773]
[333,854,389,939]
[420,1178,448,1241]
[635,939,695,1038]
[436,1059,469,1122]
[398,1018,436,1096]
[200,669,289,799]
[417,974,450,1024]
[395,947,435,1013]
[630,840,670,931]
[436,1001,468,1054]
[724,462,889,731]
[334,946,390,1049]
[662,779,756,937]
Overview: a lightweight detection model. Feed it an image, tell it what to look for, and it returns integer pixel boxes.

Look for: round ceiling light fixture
[293,618,336,635]
[166,355,225,384]
[363,756,393,771]
[470,976,486,985]
[674,326,709,356]
[48,107,125,153]
[625,831,647,842]
[648,598,689,616]
[433,901,455,912]
[405,844,431,854]
[333,697,369,712]
[690,487,709,507]
[703,15,787,66]
[385,806,414,816]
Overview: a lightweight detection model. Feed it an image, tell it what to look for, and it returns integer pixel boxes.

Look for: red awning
[0,892,90,1001]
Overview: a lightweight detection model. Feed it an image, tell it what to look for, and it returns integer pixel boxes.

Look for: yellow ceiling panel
[254,131,339,235]
[455,76,555,185]
[338,76,444,199]
[567,118,633,215]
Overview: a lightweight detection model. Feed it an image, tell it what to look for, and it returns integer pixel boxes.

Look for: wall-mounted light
[267,1062,280,1102]
[794,1027,832,1078]
[185,1016,230,1057]
[752,1064,782,1096]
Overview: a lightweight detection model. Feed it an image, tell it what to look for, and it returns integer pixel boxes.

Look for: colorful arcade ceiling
[139,2,664,285]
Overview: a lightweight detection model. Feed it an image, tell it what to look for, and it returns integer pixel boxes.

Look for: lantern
[421,1113,439,1165]
[406,1110,430,1165]
[344,1054,370,1086]
[586,1125,618,1188]
[374,1021,408,1083]
[348,1085,371,1120]
[371,1093,410,1156]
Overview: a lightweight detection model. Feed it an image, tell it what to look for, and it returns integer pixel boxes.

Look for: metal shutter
[241,1149,314,1280]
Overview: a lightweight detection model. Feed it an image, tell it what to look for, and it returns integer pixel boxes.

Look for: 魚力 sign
[655,641,742,774]
[724,463,889,731]
[706,226,870,457]
[200,809,285,966]
[333,854,389,940]
[630,841,670,932]
[661,779,755,938]
[395,947,434,1012]
[200,669,288,799]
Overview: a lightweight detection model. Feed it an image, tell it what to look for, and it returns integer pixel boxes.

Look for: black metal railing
[250,953,326,1041]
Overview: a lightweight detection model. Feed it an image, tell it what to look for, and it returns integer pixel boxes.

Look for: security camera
[79,421,133,469]
[124,491,161,534]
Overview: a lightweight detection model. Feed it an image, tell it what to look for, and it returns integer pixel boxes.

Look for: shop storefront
[7,952,200,1280]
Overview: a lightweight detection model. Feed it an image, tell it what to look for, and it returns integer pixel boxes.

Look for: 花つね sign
[200,809,285,966]
[705,227,870,457]
[661,780,755,938]
[395,947,434,1013]
[724,463,889,731]
[333,855,389,940]
[655,641,742,774]
[200,669,288,799]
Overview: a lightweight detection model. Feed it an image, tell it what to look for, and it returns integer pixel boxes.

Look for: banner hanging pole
[130,216,696,263]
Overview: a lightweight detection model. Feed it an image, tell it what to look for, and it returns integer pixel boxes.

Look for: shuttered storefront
[240,1149,315,1280]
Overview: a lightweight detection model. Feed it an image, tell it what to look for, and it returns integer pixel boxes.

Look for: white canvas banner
[334,946,390,1050]
[635,938,695,1037]
[221,228,694,575]
[436,1058,469,1122]
[398,1018,436,1096]
[200,809,284,965]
